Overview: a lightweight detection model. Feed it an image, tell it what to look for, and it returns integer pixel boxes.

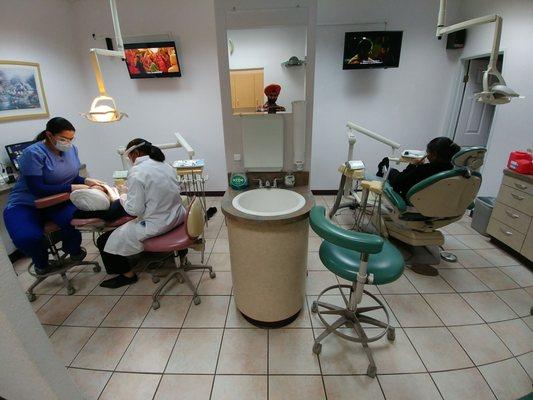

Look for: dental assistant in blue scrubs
[3,117,104,274]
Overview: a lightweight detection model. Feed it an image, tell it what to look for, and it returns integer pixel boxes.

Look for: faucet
[253,178,263,188]
[264,180,271,188]
[253,178,283,189]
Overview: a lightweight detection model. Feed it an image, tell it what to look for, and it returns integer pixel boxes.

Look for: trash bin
[471,196,496,235]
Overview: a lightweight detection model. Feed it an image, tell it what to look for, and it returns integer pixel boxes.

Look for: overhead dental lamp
[436,0,522,105]
[82,0,128,123]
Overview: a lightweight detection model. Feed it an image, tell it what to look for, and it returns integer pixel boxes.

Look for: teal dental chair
[309,206,405,378]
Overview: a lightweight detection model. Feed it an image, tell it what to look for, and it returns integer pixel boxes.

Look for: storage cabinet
[230,69,264,113]
[487,171,533,261]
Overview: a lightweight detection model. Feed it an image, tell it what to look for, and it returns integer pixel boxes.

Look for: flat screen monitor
[5,141,34,170]
[343,31,403,70]
[124,41,181,78]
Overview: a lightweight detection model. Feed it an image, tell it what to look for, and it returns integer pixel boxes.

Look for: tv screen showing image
[124,41,181,79]
[343,31,403,70]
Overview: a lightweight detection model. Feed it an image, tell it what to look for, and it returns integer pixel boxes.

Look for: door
[453,57,502,147]
[230,69,264,112]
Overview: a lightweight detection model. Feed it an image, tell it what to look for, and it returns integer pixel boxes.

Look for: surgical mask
[54,138,73,152]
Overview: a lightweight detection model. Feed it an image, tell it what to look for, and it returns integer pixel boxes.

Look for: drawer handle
[505,210,520,219]
[510,193,524,201]
[500,227,513,236]
[514,183,528,190]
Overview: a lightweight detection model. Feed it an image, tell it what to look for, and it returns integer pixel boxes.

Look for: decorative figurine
[257,83,286,114]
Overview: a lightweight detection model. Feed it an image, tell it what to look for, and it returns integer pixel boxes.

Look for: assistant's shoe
[34,260,65,276]
[99,274,138,289]
[206,207,217,220]
[70,247,87,262]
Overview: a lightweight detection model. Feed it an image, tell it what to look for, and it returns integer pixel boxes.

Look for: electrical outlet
[233,154,241,161]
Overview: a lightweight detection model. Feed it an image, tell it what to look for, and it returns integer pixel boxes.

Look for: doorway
[452,55,503,147]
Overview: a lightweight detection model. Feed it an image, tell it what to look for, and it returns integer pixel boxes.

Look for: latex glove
[84,177,106,187]
[71,184,90,191]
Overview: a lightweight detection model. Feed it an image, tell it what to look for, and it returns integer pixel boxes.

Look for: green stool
[309,206,405,377]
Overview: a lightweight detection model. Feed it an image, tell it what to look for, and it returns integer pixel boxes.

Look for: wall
[310,0,461,190]
[227,26,307,113]
[457,0,533,196]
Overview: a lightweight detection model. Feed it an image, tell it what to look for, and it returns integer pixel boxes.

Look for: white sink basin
[232,188,306,217]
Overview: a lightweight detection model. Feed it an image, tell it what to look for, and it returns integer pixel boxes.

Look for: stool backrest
[186,197,205,238]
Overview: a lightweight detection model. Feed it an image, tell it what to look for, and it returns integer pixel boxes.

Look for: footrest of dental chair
[385,222,444,246]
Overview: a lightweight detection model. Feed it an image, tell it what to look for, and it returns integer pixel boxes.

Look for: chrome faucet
[264,180,271,188]
[253,178,263,188]
[253,178,282,189]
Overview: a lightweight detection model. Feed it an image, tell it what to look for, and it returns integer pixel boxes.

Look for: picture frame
[0,61,49,122]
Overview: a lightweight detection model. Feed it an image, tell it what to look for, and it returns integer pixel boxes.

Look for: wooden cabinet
[230,69,264,112]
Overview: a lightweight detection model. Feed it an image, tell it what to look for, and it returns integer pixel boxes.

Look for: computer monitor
[5,141,34,171]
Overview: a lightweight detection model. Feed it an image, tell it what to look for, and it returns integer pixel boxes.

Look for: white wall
[228,26,307,113]
[457,0,533,196]
[311,0,462,190]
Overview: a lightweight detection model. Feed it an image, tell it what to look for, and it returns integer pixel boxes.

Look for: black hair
[126,138,165,162]
[35,117,75,142]
[427,137,461,163]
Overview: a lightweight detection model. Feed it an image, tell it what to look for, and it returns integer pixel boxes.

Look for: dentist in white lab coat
[97,138,186,289]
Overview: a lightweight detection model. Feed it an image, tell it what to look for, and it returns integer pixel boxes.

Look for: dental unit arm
[436,0,521,105]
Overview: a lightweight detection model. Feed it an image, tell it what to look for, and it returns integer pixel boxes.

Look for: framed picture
[0,61,49,122]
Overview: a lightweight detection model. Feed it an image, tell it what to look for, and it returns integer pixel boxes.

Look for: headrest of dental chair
[70,188,111,211]
[452,147,486,171]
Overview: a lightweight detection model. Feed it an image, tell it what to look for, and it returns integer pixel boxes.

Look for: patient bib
[70,188,111,211]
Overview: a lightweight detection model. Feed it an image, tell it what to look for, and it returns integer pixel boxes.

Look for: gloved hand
[85,177,107,187]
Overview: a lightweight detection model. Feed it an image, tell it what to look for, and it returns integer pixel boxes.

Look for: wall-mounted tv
[124,41,181,78]
[343,31,403,70]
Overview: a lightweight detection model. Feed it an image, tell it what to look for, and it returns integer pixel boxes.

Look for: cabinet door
[253,70,264,108]
[233,73,255,109]
[230,74,236,109]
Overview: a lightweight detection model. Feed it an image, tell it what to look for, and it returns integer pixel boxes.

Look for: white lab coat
[104,156,186,256]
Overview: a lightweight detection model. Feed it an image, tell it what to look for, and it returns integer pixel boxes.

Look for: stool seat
[44,221,61,234]
[71,218,105,227]
[319,240,404,285]
[143,223,194,253]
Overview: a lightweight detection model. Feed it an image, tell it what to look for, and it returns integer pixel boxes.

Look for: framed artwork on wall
[0,61,49,122]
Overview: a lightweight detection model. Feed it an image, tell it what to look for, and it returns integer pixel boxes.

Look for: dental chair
[309,206,404,378]
[380,147,486,274]
[25,193,102,302]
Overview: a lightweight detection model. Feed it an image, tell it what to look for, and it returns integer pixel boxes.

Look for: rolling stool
[143,197,215,310]
[26,193,101,302]
[309,206,405,378]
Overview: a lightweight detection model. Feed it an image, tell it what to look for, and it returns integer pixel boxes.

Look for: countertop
[221,186,315,225]
[503,168,533,184]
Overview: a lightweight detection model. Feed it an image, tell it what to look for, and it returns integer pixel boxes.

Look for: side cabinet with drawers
[487,170,533,261]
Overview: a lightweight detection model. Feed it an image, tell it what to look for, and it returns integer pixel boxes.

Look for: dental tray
[346,160,365,170]
[112,170,128,179]
[173,159,205,169]
[402,150,425,159]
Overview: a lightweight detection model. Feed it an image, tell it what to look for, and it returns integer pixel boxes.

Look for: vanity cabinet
[487,170,533,261]
[230,68,264,112]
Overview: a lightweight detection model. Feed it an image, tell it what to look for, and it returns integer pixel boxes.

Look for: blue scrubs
[4,141,84,271]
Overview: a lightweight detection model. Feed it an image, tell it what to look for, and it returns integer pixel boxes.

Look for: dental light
[436,0,522,105]
[82,0,128,123]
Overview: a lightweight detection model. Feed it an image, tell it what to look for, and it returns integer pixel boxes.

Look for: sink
[232,188,306,217]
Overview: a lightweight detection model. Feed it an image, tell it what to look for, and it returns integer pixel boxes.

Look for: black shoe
[34,260,65,276]
[99,274,138,289]
[70,247,87,262]
[376,157,390,178]
[206,207,217,220]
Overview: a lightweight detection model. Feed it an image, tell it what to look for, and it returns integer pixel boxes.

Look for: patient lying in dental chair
[71,184,131,221]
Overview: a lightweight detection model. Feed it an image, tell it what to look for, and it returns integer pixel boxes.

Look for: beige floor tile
[101,295,152,327]
[499,265,533,287]
[378,275,418,295]
[36,295,85,325]
[306,271,339,295]
[378,373,442,400]
[197,271,232,295]
[17,271,66,295]
[442,235,469,250]
[286,297,313,328]
[189,239,214,256]
[142,296,192,328]
[217,329,267,374]
[449,250,494,268]
[495,288,533,317]
[423,293,483,326]
[117,328,178,373]
[384,294,442,327]
[517,352,533,380]
[182,295,229,328]
[404,269,454,293]
[218,225,228,239]
[68,368,111,400]
[475,248,522,267]
[42,324,59,337]
[479,358,533,400]
[523,316,533,330]
[405,327,473,372]
[269,329,321,374]
[49,326,95,366]
[99,372,160,400]
[123,271,160,295]
[461,292,517,323]
[435,259,465,269]
[203,221,222,239]
[449,324,513,365]
[57,272,104,295]
[154,375,213,400]
[225,296,257,328]
[83,240,100,254]
[71,327,136,370]
[455,234,495,250]
[439,269,490,292]
[308,236,323,252]
[469,268,520,290]
[161,271,203,295]
[307,252,327,271]
[165,328,223,373]
[89,275,130,296]
[269,376,325,400]
[208,253,232,272]
[63,295,120,327]
[211,375,267,400]
[442,222,477,235]
[490,319,533,356]
[324,375,384,400]
[212,238,229,253]
[29,293,52,311]
[12,257,31,272]
[432,368,496,400]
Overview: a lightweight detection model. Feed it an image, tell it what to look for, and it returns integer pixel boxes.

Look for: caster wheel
[209,271,216,279]
[27,293,36,302]
[311,301,318,314]
[67,286,76,296]
[152,277,160,283]
[387,328,395,341]
[93,265,101,273]
[193,296,201,305]
[177,276,184,284]
[312,342,322,355]
[367,365,377,378]
[152,301,160,310]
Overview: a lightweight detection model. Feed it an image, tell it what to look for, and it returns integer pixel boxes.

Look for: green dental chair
[309,206,405,378]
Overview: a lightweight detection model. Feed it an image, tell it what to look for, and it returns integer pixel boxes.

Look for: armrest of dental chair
[310,206,384,254]
[35,192,70,209]
[382,182,407,213]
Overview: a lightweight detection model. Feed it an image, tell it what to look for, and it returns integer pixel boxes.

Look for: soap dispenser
[284,172,296,188]
[230,172,248,190]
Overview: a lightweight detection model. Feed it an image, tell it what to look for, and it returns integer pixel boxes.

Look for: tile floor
[13,196,533,400]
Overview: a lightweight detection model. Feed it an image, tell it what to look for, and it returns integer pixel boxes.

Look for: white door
[453,58,497,147]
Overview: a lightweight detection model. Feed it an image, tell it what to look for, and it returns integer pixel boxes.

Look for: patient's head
[426,137,460,164]
[125,138,165,164]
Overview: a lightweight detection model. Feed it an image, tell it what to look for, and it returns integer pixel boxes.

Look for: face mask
[55,138,72,152]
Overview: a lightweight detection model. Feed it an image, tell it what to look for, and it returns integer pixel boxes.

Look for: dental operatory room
[2,0,533,399]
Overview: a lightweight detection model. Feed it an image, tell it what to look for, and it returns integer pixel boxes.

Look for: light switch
[233,154,241,161]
